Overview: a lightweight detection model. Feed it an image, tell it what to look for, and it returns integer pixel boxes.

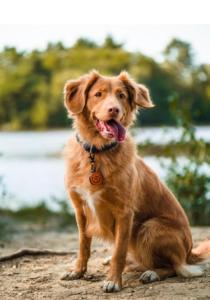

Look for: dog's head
[64,71,154,143]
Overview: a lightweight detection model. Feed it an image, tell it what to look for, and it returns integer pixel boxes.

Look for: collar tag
[89,171,103,185]
[88,152,103,185]
[76,133,118,186]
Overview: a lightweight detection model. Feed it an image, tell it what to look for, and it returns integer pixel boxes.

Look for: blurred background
[0,25,210,242]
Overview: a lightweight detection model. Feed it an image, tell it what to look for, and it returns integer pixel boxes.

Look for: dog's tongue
[97,119,126,142]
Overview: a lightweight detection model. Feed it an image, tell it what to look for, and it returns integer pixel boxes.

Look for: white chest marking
[74,187,101,214]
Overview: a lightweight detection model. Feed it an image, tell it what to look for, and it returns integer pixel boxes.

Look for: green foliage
[137,141,210,157]
[0,37,210,130]
[103,35,124,49]
[0,200,76,240]
[0,177,76,239]
[74,38,98,49]
[0,199,75,226]
[0,176,6,201]
[163,38,193,67]
[166,95,210,225]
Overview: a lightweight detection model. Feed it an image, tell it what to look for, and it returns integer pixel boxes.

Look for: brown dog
[62,71,210,293]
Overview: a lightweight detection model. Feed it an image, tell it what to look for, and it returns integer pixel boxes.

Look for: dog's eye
[95,91,102,97]
[119,93,125,99]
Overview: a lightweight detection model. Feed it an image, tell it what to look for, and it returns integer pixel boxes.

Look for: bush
[166,95,210,225]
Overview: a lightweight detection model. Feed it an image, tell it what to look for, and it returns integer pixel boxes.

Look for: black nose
[108,107,119,115]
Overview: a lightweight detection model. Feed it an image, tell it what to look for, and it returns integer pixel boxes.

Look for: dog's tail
[175,240,210,278]
[189,240,210,264]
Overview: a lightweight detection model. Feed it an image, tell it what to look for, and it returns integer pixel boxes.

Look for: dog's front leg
[103,210,133,293]
[62,190,92,280]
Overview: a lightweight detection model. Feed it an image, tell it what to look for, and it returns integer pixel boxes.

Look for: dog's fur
[63,71,210,292]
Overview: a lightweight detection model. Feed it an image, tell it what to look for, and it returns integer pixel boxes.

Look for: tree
[0,37,210,130]
[103,35,123,49]
[163,38,193,67]
[73,38,98,49]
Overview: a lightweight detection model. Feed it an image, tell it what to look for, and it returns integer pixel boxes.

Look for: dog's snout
[108,107,120,117]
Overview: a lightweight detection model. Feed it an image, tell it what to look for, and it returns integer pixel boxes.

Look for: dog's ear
[119,71,154,109]
[136,84,154,108]
[64,71,99,115]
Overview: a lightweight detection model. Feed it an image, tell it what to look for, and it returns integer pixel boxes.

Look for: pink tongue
[105,120,126,142]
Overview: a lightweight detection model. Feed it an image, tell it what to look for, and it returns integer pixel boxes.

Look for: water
[132,126,210,144]
[0,127,209,210]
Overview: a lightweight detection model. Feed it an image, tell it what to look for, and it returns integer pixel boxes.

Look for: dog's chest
[74,187,102,214]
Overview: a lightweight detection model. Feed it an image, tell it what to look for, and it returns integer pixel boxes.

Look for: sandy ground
[0,227,210,300]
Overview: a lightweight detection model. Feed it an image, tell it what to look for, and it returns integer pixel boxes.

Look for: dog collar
[76,134,118,154]
[76,133,119,185]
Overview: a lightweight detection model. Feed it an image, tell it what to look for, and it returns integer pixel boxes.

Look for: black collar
[76,134,119,154]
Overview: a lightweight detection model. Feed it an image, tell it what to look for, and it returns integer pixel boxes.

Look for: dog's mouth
[95,119,126,142]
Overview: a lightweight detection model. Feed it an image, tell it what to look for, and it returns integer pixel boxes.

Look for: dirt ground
[0,227,210,300]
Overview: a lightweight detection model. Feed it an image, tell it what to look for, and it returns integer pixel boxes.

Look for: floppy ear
[136,84,154,108]
[64,71,99,115]
[119,71,154,109]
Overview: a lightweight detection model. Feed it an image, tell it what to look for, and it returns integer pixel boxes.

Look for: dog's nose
[108,107,120,117]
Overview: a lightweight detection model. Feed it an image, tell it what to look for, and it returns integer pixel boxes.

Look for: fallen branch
[0,248,77,262]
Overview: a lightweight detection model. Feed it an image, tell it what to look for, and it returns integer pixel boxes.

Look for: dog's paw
[60,271,83,281]
[139,270,160,284]
[103,280,121,293]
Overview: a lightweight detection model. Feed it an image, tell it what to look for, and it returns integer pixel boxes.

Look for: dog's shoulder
[63,137,81,160]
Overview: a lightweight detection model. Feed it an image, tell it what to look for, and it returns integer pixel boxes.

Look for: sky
[0,24,210,64]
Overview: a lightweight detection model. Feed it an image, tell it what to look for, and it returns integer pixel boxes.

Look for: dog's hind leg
[132,218,195,283]
[139,268,175,283]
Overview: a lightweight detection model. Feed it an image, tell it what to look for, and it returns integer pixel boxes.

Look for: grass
[0,201,76,241]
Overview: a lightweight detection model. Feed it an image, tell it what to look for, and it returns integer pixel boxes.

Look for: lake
[0,126,209,210]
